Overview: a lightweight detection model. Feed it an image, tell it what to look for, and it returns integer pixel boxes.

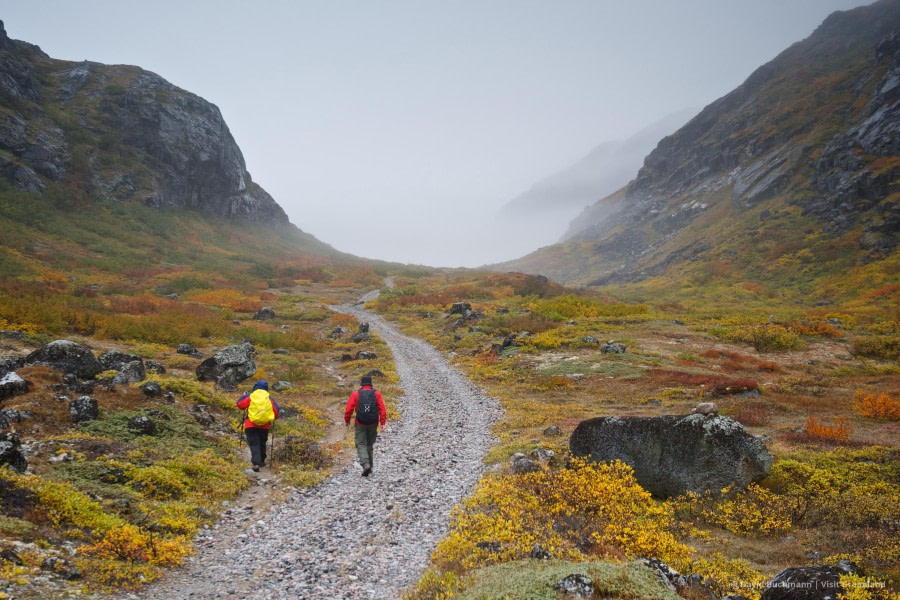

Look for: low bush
[853,390,900,420]
[850,336,900,361]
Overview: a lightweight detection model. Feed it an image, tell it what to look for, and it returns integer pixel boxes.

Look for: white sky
[3,0,870,267]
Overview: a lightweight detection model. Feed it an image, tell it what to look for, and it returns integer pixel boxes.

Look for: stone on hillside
[340,354,354,363]
[355,351,377,360]
[41,556,81,580]
[113,360,146,385]
[195,342,256,391]
[530,543,551,560]
[176,343,204,358]
[358,322,370,333]
[0,548,23,565]
[330,327,348,340]
[140,381,162,397]
[127,416,157,436]
[69,396,98,423]
[510,453,541,474]
[253,307,276,320]
[145,359,166,374]
[0,371,27,400]
[190,404,215,427]
[351,332,370,343]
[638,558,686,592]
[449,302,471,315]
[0,408,28,429]
[570,414,772,498]
[529,447,555,463]
[761,561,861,600]
[0,432,27,473]
[272,380,292,392]
[0,356,25,378]
[691,402,719,416]
[98,350,142,371]
[600,341,627,354]
[543,425,562,437]
[272,348,291,355]
[25,340,102,378]
[555,574,594,598]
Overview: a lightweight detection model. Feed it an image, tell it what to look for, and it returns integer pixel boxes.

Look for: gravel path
[128,299,500,599]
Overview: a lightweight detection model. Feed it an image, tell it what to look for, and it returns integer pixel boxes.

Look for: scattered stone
[496,307,509,314]
[273,348,291,355]
[140,381,163,397]
[450,318,465,331]
[0,371,27,400]
[195,342,257,391]
[0,330,24,340]
[582,336,599,344]
[190,404,215,427]
[449,302,471,315]
[638,558,686,591]
[176,343,204,358]
[127,416,157,436]
[330,327,348,340]
[25,340,102,378]
[555,574,594,598]
[98,350,142,371]
[355,351,377,360]
[0,432,27,473]
[0,548,23,565]
[529,543,551,560]
[510,453,541,474]
[272,381,292,392]
[0,408,26,429]
[366,369,385,378]
[691,402,719,416]
[828,317,842,328]
[253,307,276,320]
[48,452,74,463]
[570,414,773,498]
[761,561,861,600]
[501,333,517,348]
[358,322,370,334]
[600,341,627,354]
[475,541,501,553]
[41,556,81,580]
[351,332,370,343]
[529,447,555,463]
[0,356,25,378]
[145,359,166,374]
[340,354,354,363]
[543,425,562,436]
[113,360,146,385]
[69,396,98,424]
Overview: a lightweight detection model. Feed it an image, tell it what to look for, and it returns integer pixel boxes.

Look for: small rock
[691,402,719,416]
[273,348,291,355]
[145,360,166,374]
[529,447,555,463]
[127,416,157,436]
[272,380,292,392]
[355,351,377,360]
[449,302,471,315]
[529,543,551,560]
[511,456,541,474]
[69,396,99,423]
[0,432,27,473]
[0,548,23,565]
[554,574,594,597]
[543,425,561,436]
[253,307,276,320]
[0,371,28,400]
[600,341,627,354]
[140,381,163,397]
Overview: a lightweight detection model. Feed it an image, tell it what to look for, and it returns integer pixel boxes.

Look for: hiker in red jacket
[236,380,280,472]
[344,375,386,477]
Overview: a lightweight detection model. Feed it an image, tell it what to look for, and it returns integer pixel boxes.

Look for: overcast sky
[4,0,871,267]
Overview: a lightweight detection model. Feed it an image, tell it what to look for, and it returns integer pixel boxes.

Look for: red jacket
[344,385,386,427]
[236,390,281,429]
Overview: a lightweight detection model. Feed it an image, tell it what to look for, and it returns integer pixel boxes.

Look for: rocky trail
[127,294,500,599]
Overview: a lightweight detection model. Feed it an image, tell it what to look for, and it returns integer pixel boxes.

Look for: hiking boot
[252,465,260,472]
[362,465,372,477]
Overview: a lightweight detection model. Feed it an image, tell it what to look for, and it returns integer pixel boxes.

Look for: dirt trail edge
[128,295,500,600]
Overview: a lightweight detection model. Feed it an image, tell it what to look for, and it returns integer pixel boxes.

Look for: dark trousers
[245,427,269,466]
[354,424,378,469]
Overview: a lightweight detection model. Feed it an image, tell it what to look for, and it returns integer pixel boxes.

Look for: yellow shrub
[690,553,766,600]
[703,485,792,536]
[837,573,896,600]
[127,465,190,500]
[79,524,191,567]
[431,459,691,574]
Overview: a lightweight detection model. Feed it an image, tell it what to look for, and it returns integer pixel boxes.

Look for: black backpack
[356,388,379,425]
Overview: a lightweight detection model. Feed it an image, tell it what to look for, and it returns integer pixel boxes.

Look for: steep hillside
[0,20,290,225]
[491,110,694,253]
[495,0,899,308]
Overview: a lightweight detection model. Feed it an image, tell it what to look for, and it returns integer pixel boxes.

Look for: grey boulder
[0,371,27,400]
[25,340,102,378]
[69,396,98,423]
[0,432,27,473]
[761,561,861,600]
[195,342,256,391]
[570,414,772,498]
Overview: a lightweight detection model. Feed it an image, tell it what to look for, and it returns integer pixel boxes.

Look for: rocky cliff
[0,20,288,224]
[495,0,899,291]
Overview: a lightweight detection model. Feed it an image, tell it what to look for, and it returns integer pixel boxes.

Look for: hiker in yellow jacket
[236,380,280,472]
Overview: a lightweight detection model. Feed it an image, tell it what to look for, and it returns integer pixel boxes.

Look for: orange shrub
[853,390,900,421]
[804,416,851,442]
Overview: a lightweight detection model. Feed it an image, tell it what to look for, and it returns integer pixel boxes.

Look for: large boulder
[69,396,98,423]
[112,361,146,385]
[25,340,102,378]
[761,561,861,600]
[570,414,772,498]
[98,350,142,371]
[195,342,256,390]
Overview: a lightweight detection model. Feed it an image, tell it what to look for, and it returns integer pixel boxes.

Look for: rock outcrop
[195,342,256,390]
[0,20,288,225]
[25,340,102,379]
[569,414,773,498]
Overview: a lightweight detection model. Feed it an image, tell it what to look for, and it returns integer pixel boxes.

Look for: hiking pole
[239,409,246,451]
[270,420,275,470]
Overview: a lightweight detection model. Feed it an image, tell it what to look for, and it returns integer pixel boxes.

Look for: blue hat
[252,380,269,391]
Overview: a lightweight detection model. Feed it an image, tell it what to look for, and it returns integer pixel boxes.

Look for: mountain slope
[0,20,291,225]
[494,0,899,306]
[491,110,694,253]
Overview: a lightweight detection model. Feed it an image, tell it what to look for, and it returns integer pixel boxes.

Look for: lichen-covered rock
[601,341,627,354]
[140,381,162,397]
[554,574,594,598]
[112,360,145,385]
[0,371,27,400]
[145,359,166,374]
[570,414,772,497]
[253,307,276,320]
[0,432,27,472]
[761,561,861,600]
[449,302,471,315]
[195,342,256,390]
[98,350,142,371]
[25,340,102,378]
[127,416,157,436]
[69,396,98,423]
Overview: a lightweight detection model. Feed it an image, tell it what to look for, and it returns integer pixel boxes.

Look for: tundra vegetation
[367,272,898,600]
